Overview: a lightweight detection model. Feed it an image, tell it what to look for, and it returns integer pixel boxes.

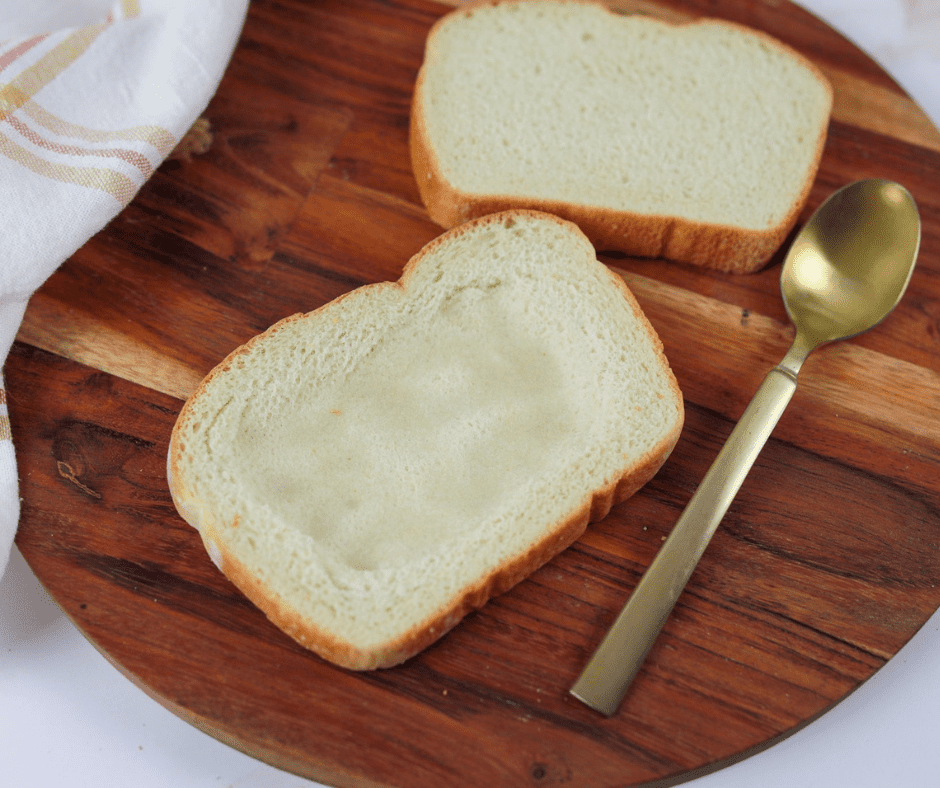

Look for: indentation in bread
[168,210,683,669]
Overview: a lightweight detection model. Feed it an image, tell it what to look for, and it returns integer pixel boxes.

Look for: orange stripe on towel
[0,33,50,73]
[21,100,177,159]
[5,114,155,177]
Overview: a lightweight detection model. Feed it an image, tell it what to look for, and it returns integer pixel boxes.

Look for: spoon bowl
[571,179,921,717]
[783,178,920,350]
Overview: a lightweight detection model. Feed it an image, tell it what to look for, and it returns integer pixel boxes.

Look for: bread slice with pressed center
[168,210,684,669]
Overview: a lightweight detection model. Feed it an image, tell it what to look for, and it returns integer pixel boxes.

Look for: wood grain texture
[8,0,940,786]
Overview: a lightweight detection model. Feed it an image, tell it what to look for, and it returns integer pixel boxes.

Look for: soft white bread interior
[168,210,684,670]
[410,0,833,274]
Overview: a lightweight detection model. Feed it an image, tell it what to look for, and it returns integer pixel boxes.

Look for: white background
[3,1,939,786]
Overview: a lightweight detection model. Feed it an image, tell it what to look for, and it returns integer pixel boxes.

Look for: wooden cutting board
[9,0,940,785]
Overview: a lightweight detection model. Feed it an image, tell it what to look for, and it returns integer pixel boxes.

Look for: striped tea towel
[0,0,248,581]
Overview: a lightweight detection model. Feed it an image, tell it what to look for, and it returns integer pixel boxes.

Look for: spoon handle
[571,364,800,716]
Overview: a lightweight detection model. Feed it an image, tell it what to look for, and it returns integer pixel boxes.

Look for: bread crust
[409,0,833,274]
[168,210,684,670]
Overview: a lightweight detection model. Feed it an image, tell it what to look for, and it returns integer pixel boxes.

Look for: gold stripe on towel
[0,129,138,204]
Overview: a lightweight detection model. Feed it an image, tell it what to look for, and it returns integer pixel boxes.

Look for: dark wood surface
[8,1,940,785]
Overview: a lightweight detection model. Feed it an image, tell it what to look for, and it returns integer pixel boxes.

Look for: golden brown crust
[167,209,684,670]
[409,1,833,275]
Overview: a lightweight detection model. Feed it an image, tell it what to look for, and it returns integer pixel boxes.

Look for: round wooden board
[9,0,940,786]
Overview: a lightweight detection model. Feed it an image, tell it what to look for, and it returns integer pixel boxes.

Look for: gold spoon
[571,179,922,716]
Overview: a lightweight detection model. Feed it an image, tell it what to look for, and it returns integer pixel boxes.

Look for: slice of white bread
[168,210,684,669]
[410,0,833,274]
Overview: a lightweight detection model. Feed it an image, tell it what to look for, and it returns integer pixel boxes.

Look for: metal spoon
[571,179,921,716]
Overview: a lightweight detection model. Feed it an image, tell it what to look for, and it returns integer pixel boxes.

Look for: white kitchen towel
[0,0,249,580]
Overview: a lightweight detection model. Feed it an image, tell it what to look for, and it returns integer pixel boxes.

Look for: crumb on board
[169,116,213,161]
